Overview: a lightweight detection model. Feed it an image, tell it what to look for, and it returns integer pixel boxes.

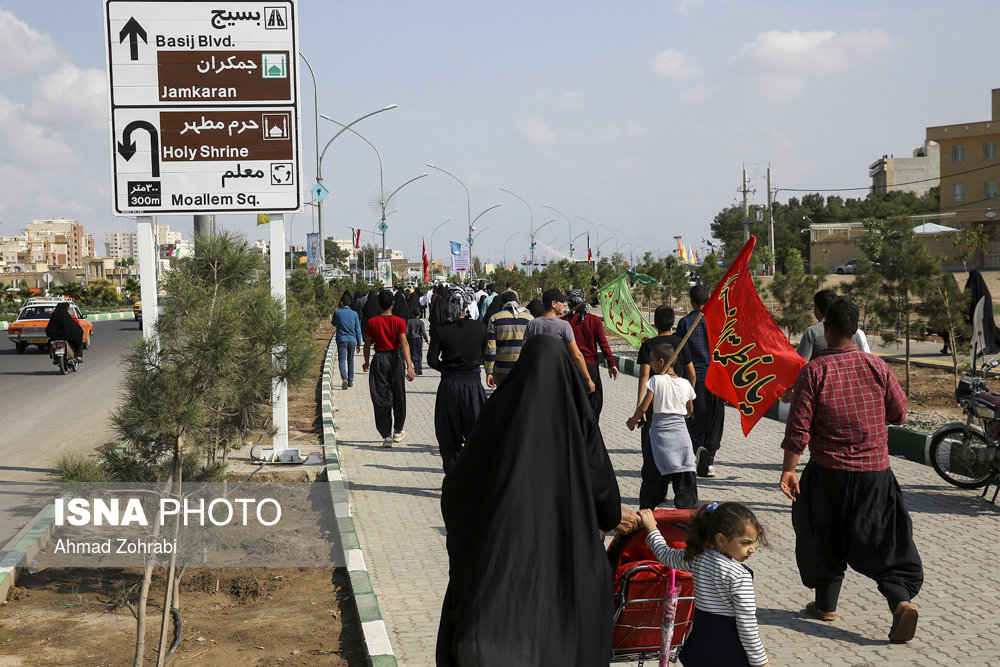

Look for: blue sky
[1,1,998,265]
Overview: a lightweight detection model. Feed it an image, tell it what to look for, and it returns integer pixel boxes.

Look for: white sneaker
[382,436,393,448]
[392,430,405,443]
[705,465,716,478]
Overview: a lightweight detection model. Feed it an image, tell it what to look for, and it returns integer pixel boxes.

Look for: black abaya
[45,302,84,358]
[966,269,1000,354]
[392,289,410,319]
[361,289,382,334]
[437,335,622,667]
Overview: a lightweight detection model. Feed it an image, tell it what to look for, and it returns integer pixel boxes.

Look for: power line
[775,161,1000,194]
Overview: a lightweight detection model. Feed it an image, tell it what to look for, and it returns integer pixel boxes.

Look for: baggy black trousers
[434,372,486,472]
[369,350,407,438]
[792,461,924,612]
[586,363,604,419]
[686,378,724,457]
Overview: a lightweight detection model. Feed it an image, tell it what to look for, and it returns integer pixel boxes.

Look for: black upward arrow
[119,17,147,61]
[118,121,160,177]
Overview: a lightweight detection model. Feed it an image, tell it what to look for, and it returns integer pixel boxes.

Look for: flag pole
[665,311,703,373]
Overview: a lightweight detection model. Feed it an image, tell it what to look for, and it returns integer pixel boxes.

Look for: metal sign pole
[269,213,289,456]
[136,216,159,340]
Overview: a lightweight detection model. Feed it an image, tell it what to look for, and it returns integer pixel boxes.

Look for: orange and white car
[8,298,93,354]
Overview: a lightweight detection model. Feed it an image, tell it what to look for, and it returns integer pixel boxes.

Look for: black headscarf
[483,290,514,324]
[966,269,1000,354]
[567,288,587,325]
[407,286,423,316]
[361,288,383,333]
[526,298,545,318]
[436,335,621,666]
[351,289,367,318]
[45,302,83,341]
[392,289,410,319]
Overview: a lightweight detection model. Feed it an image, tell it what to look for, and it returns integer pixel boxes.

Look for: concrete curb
[605,352,935,466]
[320,338,398,667]
[0,439,132,602]
[1,310,133,330]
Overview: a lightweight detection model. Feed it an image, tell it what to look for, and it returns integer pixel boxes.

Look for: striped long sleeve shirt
[646,531,768,667]
[484,307,534,375]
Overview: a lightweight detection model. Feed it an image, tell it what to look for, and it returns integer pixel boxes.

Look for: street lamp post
[542,204,573,258]
[499,187,543,276]
[376,173,429,256]
[315,104,397,264]
[467,204,502,275]
[597,236,616,259]
[503,231,519,267]
[429,218,452,280]
[426,163,474,277]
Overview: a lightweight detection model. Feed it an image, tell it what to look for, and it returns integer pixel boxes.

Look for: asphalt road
[0,318,141,548]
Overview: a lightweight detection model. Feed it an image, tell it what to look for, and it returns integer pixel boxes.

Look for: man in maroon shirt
[780,297,922,643]
[563,289,618,418]
[363,290,416,447]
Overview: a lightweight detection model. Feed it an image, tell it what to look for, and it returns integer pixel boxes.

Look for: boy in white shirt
[627,343,699,509]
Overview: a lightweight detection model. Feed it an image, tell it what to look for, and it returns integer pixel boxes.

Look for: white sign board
[452,248,470,272]
[104,0,302,216]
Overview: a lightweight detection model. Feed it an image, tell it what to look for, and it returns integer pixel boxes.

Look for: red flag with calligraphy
[703,236,805,435]
[422,239,429,282]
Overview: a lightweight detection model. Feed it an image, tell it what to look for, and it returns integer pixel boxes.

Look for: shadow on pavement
[757,607,885,646]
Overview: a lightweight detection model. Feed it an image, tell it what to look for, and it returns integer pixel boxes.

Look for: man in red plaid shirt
[779,297,923,644]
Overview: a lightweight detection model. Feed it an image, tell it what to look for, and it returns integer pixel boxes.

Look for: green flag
[597,273,658,349]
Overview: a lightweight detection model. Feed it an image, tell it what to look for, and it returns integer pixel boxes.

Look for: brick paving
[331,353,1000,666]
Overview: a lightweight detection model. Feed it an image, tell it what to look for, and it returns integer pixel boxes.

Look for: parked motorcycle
[48,339,79,375]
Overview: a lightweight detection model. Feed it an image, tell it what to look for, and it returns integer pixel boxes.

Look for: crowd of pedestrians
[330,277,922,666]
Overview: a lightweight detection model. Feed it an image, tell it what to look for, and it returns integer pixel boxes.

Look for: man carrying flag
[680,235,806,475]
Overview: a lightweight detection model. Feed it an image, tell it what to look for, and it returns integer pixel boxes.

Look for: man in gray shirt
[798,289,871,360]
[523,288,595,393]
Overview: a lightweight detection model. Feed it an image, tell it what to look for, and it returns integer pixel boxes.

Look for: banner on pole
[703,235,805,435]
[452,248,470,271]
[597,273,658,349]
[377,257,393,287]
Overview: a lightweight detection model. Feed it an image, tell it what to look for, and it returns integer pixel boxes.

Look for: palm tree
[123,278,141,300]
[55,281,86,302]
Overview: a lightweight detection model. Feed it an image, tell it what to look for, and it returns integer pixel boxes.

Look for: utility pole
[193,214,215,247]
[741,166,751,244]
[767,165,774,275]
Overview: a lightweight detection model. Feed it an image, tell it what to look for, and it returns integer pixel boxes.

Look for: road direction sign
[310,182,329,202]
[377,221,389,234]
[104,1,302,216]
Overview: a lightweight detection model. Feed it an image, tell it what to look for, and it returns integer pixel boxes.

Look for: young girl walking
[627,343,698,509]
[638,502,770,667]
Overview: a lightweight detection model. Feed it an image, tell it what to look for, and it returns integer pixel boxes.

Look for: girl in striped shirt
[638,502,770,667]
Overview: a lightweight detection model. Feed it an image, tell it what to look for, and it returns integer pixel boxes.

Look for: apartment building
[926,88,1000,267]
[103,226,184,261]
[24,219,95,267]
[869,140,940,196]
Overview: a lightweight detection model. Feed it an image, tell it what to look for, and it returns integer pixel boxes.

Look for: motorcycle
[48,339,79,375]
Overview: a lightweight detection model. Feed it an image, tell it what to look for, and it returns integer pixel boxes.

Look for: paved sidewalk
[332,353,1000,666]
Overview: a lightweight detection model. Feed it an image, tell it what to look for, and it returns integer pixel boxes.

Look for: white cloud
[0,93,75,166]
[516,117,555,146]
[675,0,705,16]
[30,63,109,131]
[650,48,702,80]
[732,28,892,74]
[0,9,60,79]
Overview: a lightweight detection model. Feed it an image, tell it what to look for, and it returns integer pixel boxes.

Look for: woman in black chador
[436,335,622,667]
[45,302,85,361]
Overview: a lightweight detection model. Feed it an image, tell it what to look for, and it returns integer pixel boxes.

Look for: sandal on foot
[805,601,836,621]
[888,601,918,643]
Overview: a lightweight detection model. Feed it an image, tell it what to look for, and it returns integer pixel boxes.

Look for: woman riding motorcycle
[45,302,85,362]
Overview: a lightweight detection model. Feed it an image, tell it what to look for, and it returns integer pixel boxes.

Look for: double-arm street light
[314,104,397,264]
[500,187,548,276]
[426,163,475,277]
[503,231,519,267]
[597,236,617,259]
[468,205,502,271]
[542,204,573,257]
[429,218,452,278]
[376,174,429,256]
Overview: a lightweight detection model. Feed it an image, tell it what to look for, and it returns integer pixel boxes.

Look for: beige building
[807,213,964,271]
[926,88,1000,267]
[24,219,95,267]
[869,140,939,196]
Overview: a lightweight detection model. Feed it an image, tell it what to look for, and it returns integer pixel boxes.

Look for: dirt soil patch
[0,322,367,666]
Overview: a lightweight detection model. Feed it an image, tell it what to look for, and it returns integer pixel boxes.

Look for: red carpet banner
[598,273,658,350]
[702,236,805,434]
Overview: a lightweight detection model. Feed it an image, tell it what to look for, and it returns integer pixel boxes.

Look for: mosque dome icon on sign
[261,54,288,79]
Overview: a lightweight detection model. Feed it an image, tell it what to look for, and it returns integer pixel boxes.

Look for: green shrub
[54,454,109,482]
